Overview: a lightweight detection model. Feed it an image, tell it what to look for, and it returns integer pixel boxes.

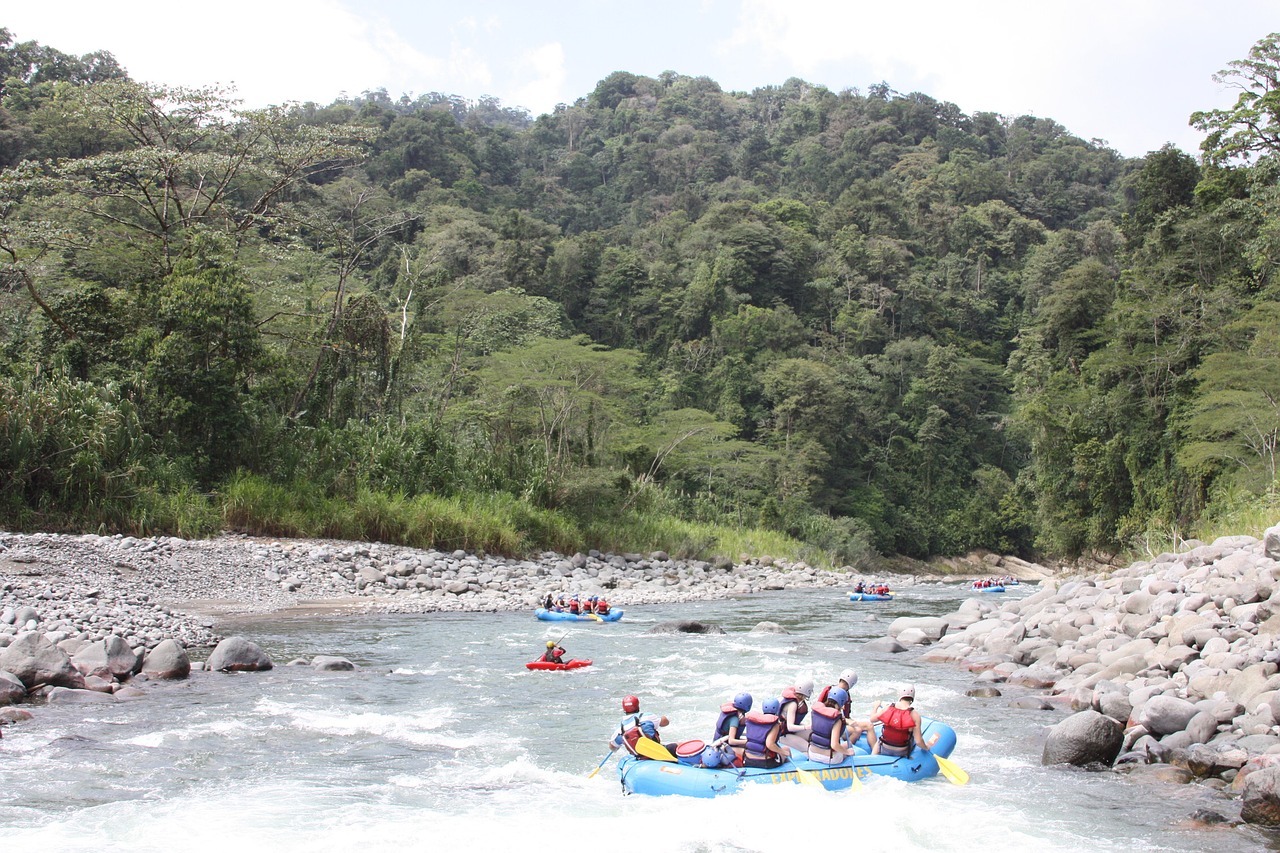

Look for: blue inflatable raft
[972,585,1005,593]
[616,717,957,797]
[849,592,893,601]
[535,608,624,622]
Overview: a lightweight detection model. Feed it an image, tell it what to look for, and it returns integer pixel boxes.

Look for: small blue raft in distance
[972,585,1005,593]
[848,592,893,602]
[535,608,624,622]
[617,717,958,797]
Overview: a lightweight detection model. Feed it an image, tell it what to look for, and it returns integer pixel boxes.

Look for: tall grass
[583,512,838,568]
[1125,480,1280,559]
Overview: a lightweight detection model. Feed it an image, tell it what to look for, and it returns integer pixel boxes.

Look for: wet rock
[205,636,273,672]
[141,639,191,680]
[1042,710,1123,767]
[1242,765,1280,826]
[312,655,356,671]
[749,621,790,635]
[644,621,726,635]
[46,686,115,704]
[0,670,25,705]
[0,632,85,689]
[966,686,1002,698]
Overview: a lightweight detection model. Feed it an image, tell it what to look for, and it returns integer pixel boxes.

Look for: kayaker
[712,692,752,752]
[610,695,676,759]
[741,697,790,768]
[870,685,929,756]
[542,640,566,664]
[778,676,813,751]
[807,687,853,765]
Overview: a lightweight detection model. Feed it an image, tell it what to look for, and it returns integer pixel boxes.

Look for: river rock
[206,636,274,672]
[0,670,25,704]
[1242,765,1280,826]
[312,655,356,671]
[105,635,140,678]
[141,640,191,679]
[1042,710,1124,767]
[46,686,115,704]
[70,642,112,680]
[1135,695,1200,736]
[0,632,85,689]
[644,621,726,635]
[749,621,789,634]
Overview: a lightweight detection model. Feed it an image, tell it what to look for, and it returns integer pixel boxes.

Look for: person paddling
[610,695,676,759]
[542,639,566,664]
[870,685,929,756]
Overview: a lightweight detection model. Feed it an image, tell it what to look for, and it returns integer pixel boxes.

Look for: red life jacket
[880,705,915,747]
[620,713,661,756]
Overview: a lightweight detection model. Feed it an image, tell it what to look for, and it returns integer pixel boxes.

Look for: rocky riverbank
[886,525,1280,826]
[0,529,974,719]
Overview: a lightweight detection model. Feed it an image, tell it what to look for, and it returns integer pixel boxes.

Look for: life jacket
[880,705,915,747]
[568,600,580,613]
[742,711,779,758]
[597,600,610,614]
[542,649,563,663]
[620,713,660,756]
[815,685,853,718]
[809,703,842,751]
[779,687,809,733]
[714,703,744,741]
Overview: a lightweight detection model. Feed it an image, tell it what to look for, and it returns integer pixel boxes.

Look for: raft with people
[971,584,1005,593]
[526,659,593,671]
[615,717,959,797]
[535,608,624,622]
[848,592,893,602]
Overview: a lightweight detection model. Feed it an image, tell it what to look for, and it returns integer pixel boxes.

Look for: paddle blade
[794,767,823,787]
[935,754,969,785]
[634,737,678,762]
[590,614,602,622]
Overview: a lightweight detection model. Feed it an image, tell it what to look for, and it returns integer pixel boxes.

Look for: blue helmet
[762,697,781,716]
[701,745,724,767]
[828,687,849,707]
[732,692,753,712]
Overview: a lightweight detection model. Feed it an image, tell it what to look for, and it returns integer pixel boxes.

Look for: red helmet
[622,695,640,713]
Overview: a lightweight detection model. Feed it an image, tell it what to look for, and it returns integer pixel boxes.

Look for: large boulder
[142,640,191,680]
[205,637,273,672]
[71,642,112,680]
[46,686,115,704]
[0,670,25,705]
[1242,765,1280,826]
[104,635,140,678]
[0,632,85,689]
[887,616,949,642]
[311,655,356,672]
[644,621,726,635]
[1134,694,1200,736]
[1042,710,1124,767]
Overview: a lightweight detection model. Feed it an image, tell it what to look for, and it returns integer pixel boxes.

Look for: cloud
[510,42,569,113]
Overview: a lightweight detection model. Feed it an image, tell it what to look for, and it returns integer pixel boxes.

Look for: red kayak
[525,659,593,671]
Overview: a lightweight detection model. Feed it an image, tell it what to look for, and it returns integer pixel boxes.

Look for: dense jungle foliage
[1,28,1278,566]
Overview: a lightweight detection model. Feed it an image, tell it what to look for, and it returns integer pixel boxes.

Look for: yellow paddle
[933,753,969,785]
[633,737,678,761]
[587,749,615,778]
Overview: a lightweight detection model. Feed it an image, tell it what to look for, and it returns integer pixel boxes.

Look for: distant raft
[971,585,1005,593]
[848,592,893,601]
[535,608,624,622]
[617,717,958,797]
[525,659,593,671]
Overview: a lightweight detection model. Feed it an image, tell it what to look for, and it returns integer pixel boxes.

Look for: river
[0,584,1270,852]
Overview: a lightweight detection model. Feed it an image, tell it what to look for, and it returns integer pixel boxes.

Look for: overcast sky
[5,1,1276,158]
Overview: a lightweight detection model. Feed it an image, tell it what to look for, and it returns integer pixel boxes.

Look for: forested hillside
[1,28,1277,566]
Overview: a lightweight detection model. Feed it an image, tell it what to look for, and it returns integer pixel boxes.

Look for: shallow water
[0,585,1273,852]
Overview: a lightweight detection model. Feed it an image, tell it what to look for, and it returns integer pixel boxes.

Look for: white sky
[4,1,1276,158]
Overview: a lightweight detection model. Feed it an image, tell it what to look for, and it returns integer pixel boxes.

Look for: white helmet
[839,668,858,688]
[794,677,814,698]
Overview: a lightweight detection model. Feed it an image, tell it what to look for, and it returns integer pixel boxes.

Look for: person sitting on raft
[741,697,791,768]
[542,592,555,610]
[853,581,866,593]
[542,640,566,664]
[712,692,752,755]
[807,687,854,765]
[778,676,813,752]
[595,596,610,615]
[610,695,677,759]
[870,685,929,756]
[819,666,880,753]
